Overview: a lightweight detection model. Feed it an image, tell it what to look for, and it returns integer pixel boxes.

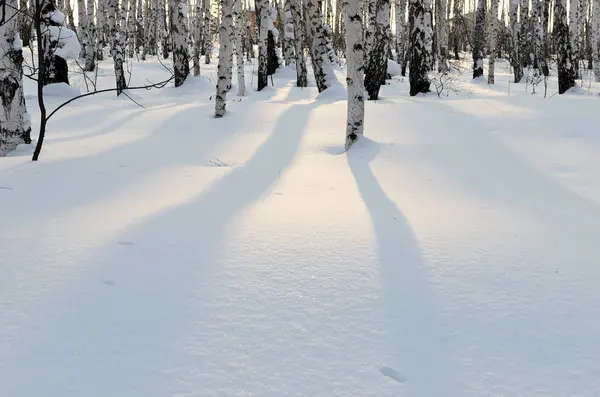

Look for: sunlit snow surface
[1,57,600,396]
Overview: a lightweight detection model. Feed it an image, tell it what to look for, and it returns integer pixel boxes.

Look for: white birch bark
[472,0,485,77]
[509,0,523,82]
[570,0,581,68]
[120,0,129,58]
[408,0,431,95]
[283,0,296,65]
[203,0,212,63]
[0,0,31,155]
[233,0,246,95]
[215,0,233,116]
[85,0,97,70]
[593,0,600,81]
[257,0,269,89]
[488,0,500,83]
[170,0,191,85]
[290,0,308,86]
[127,0,137,57]
[555,0,577,92]
[435,0,448,72]
[305,0,333,92]
[344,0,365,150]
[78,0,89,59]
[193,0,204,74]
[109,0,127,94]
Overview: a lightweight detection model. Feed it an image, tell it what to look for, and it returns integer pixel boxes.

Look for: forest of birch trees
[1,0,600,154]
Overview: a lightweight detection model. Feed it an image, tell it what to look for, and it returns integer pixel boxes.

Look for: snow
[48,25,82,60]
[387,59,402,76]
[1,56,600,397]
[43,82,81,97]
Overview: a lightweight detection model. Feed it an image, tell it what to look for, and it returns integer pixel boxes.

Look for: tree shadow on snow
[1,101,318,397]
[346,138,467,397]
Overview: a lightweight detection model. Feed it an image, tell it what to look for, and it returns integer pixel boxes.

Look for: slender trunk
[171,0,190,86]
[290,0,308,86]
[128,0,137,57]
[233,0,246,95]
[509,0,523,82]
[193,0,203,74]
[85,0,97,70]
[435,0,448,72]
[488,0,499,83]
[554,0,576,93]
[215,0,233,115]
[0,0,31,155]
[137,0,145,54]
[256,0,269,89]
[593,0,600,81]
[306,0,333,92]
[344,0,365,150]
[408,0,431,95]
[109,0,127,94]
[203,0,212,62]
[283,0,296,65]
[570,0,581,74]
[364,0,390,99]
[472,0,485,78]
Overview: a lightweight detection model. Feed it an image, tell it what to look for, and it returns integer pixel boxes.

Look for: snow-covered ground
[1,56,600,396]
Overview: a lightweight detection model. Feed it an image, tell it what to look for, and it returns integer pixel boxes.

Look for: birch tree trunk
[519,0,532,68]
[364,0,390,99]
[435,0,448,72]
[344,0,365,150]
[109,0,127,94]
[127,0,137,57]
[570,0,581,73]
[290,0,308,86]
[408,0,431,95]
[554,0,576,93]
[78,0,89,59]
[120,0,129,59]
[488,0,499,83]
[283,0,296,65]
[472,0,485,78]
[593,0,600,81]
[0,0,31,155]
[233,0,246,94]
[157,0,169,58]
[215,0,233,116]
[256,0,269,90]
[97,0,107,59]
[305,0,333,92]
[171,0,190,86]
[137,0,145,54]
[203,0,212,63]
[85,0,97,70]
[509,0,523,82]
[193,0,203,74]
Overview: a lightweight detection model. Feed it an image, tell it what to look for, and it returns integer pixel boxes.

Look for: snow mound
[316,84,346,102]
[43,83,81,97]
[387,59,402,77]
[160,76,212,97]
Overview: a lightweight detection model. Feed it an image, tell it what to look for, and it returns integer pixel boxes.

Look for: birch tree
[408,0,432,95]
[290,0,308,86]
[305,0,334,92]
[0,0,31,155]
[593,0,600,81]
[215,0,233,116]
[233,0,246,95]
[364,0,391,99]
[203,0,212,63]
[170,0,190,85]
[283,0,296,65]
[472,0,485,78]
[127,0,137,57]
[488,0,500,83]
[109,0,127,94]
[435,0,448,72]
[394,0,407,68]
[256,0,269,89]
[344,0,365,150]
[509,0,523,82]
[192,0,203,74]
[570,0,581,73]
[554,0,576,93]
[137,0,144,54]
[85,0,97,70]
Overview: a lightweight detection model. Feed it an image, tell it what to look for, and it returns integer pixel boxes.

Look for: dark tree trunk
[472,0,485,78]
[553,0,576,93]
[408,0,431,96]
[364,0,390,100]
